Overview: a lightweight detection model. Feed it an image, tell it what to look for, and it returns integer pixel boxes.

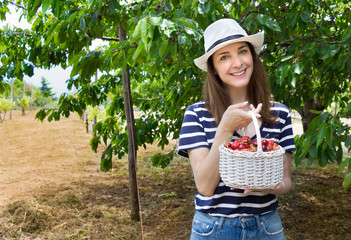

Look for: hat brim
[194,32,264,72]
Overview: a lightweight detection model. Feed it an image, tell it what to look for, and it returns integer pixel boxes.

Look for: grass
[0,111,350,239]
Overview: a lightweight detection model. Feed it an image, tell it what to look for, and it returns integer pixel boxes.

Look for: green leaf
[159,39,169,58]
[108,0,118,16]
[342,172,351,189]
[346,102,351,112]
[52,0,60,18]
[266,19,281,32]
[257,14,280,32]
[198,0,210,14]
[132,42,144,63]
[293,62,303,74]
[35,109,48,122]
[140,17,148,51]
[342,25,351,41]
[42,0,52,14]
[161,19,176,38]
[79,14,86,31]
[316,123,326,149]
[338,158,350,175]
[257,14,268,25]
[287,12,299,27]
[147,23,154,52]
[309,145,317,158]
[345,135,351,147]
[309,109,322,114]
[100,156,112,172]
[301,11,312,23]
[151,153,163,167]
[280,64,290,83]
[149,16,162,26]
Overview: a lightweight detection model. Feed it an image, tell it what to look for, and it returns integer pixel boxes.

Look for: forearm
[190,127,233,197]
[189,103,260,197]
[262,153,292,195]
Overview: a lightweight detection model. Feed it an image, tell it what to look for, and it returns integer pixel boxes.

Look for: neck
[229,87,248,105]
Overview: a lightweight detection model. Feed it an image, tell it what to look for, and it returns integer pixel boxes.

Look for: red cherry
[232,142,239,149]
[262,144,267,152]
[268,145,273,151]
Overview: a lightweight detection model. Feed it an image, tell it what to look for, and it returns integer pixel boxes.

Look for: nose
[230,55,242,69]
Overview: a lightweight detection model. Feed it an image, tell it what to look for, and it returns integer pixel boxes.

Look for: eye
[240,49,248,54]
[220,55,229,61]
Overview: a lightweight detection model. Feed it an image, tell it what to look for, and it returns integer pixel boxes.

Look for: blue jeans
[190,210,285,240]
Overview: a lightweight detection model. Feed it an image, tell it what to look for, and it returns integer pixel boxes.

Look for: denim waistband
[196,210,277,230]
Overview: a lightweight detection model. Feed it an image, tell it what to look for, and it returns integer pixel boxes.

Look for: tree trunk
[10,79,14,120]
[119,22,140,222]
[85,113,89,133]
[298,98,324,133]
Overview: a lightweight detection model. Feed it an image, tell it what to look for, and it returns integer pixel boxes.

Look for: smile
[230,69,246,76]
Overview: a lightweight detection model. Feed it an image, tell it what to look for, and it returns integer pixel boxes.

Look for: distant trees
[0,78,57,119]
[39,77,57,107]
[18,95,32,115]
[0,98,15,122]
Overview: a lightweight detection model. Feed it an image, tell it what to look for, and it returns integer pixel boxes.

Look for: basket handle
[248,111,262,152]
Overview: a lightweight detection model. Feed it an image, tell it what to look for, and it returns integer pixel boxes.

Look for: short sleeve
[272,103,296,153]
[177,103,214,158]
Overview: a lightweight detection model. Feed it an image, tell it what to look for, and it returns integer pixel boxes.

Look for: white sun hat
[194,18,264,72]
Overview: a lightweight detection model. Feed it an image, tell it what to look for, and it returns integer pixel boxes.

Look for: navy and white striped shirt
[178,101,295,217]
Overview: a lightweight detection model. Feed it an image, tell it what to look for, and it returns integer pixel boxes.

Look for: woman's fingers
[250,103,262,114]
[243,184,281,195]
[230,101,249,110]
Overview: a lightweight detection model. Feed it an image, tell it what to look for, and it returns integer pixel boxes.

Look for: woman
[178,19,295,239]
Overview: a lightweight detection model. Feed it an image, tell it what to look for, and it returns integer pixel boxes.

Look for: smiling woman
[211,42,253,92]
[178,18,296,240]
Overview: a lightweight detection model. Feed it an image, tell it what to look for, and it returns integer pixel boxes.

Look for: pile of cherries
[224,136,280,152]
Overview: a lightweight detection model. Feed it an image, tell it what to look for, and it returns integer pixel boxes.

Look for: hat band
[206,34,245,52]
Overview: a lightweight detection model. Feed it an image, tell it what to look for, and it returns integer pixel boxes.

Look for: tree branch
[99,36,120,42]
[4,0,27,11]
[320,0,338,34]
[111,43,138,53]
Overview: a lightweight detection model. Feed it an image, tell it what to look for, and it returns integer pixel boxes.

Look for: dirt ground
[0,110,350,240]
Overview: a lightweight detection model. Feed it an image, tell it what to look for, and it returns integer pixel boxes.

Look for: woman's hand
[243,183,282,195]
[241,153,293,195]
[219,102,262,134]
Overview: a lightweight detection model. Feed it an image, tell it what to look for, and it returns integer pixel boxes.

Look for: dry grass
[0,110,350,240]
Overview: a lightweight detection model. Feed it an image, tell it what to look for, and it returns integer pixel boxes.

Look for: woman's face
[212,42,253,91]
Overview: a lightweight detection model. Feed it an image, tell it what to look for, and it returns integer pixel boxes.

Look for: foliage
[86,104,107,122]
[40,77,55,98]
[1,0,350,187]
[18,95,33,110]
[0,78,57,109]
[0,97,15,121]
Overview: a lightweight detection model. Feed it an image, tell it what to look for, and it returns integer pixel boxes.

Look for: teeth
[231,70,245,76]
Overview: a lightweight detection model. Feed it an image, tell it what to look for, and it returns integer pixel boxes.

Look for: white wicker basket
[219,111,285,189]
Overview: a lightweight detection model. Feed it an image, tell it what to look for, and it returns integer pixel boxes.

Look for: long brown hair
[203,42,277,125]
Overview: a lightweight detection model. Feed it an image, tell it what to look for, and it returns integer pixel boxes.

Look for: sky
[1,4,105,98]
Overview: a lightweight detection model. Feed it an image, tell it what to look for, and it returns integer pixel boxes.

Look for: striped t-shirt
[178,101,295,217]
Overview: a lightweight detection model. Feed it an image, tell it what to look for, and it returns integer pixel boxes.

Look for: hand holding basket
[219,111,285,189]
